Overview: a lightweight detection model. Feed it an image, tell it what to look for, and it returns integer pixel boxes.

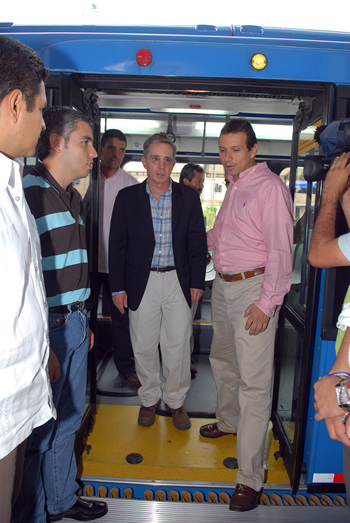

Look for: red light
[136,49,152,67]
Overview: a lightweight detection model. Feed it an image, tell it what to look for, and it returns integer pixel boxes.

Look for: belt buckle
[69,302,84,312]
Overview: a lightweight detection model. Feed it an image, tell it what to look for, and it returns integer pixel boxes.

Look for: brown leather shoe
[229,483,262,512]
[199,422,235,438]
[138,400,161,427]
[123,371,141,388]
[168,405,191,430]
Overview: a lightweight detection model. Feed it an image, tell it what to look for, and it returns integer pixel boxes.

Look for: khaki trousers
[0,440,26,523]
[129,270,192,409]
[210,273,279,491]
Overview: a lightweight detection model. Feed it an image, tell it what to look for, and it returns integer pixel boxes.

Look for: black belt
[49,301,85,314]
[150,266,176,273]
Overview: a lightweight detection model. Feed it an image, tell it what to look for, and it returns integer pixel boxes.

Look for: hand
[314,375,343,421]
[88,328,94,352]
[244,303,270,336]
[325,416,350,446]
[112,292,128,314]
[48,348,60,383]
[324,152,350,201]
[191,288,203,304]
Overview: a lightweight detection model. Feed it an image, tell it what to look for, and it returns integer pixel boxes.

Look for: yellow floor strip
[79,405,289,485]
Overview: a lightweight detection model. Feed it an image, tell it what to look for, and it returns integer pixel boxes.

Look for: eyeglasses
[147,156,174,165]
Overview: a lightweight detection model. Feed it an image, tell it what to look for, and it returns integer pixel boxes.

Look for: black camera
[303,119,350,182]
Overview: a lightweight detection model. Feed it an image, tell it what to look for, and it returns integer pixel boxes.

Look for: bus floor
[78,404,287,484]
[75,404,349,522]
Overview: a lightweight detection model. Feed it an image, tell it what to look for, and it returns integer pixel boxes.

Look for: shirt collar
[0,153,23,189]
[146,178,173,198]
[33,161,73,195]
[100,167,121,181]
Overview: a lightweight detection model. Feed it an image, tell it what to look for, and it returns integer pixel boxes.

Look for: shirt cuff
[337,302,350,331]
[254,298,276,318]
[112,291,125,295]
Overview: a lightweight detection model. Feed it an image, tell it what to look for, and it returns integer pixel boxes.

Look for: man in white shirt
[0,35,55,523]
[85,129,140,387]
[309,150,350,502]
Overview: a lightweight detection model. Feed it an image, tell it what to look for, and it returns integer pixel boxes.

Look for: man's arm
[314,327,350,445]
[246,181,294,335]
[314,327,350,420]
[309,152,350,268]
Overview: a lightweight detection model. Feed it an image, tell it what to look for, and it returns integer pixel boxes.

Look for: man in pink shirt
[200,118,293,512]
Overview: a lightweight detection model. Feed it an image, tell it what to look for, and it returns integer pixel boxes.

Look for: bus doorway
[43,70,347,500]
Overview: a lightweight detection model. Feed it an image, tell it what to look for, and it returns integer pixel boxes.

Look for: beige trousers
[0,440,26,523]
[129,270,192,409]
[210,273,279,491]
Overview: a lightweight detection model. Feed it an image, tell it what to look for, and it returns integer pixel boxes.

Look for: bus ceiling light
[136,49,152,67]
[251,53,267,71]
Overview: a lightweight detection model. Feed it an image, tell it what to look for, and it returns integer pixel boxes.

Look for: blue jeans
[13,309,89,523]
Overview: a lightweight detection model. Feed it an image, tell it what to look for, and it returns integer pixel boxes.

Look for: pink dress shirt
[207,162,293,317]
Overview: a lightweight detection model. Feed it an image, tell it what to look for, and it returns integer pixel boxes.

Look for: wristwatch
[335,377,350,412]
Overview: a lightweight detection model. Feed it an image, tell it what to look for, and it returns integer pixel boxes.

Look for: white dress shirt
[98,167,138,273]
[0,153,55,460]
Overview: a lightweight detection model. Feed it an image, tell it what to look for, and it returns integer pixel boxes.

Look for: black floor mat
[96,352,217,418]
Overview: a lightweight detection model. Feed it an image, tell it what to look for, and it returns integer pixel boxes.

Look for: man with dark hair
[200,118,293,511]
[84,128,140,387]
[179,163,204,195]
[13,106,108,522]
[0,35,49,110]
[109,133,207,430]
[0,35,55,523]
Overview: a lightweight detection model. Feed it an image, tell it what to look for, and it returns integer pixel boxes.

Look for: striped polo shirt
[23,163,90,308]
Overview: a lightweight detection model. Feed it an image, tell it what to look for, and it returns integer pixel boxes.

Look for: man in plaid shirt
[109,133,207,431]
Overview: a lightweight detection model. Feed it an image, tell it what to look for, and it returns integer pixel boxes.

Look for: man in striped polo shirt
[13,107,108,522]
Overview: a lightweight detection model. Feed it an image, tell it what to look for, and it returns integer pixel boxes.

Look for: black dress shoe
[229,483,262,512]
[48,497,108,521]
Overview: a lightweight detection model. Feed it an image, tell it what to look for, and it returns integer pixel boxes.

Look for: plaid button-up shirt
[146,180,175,267]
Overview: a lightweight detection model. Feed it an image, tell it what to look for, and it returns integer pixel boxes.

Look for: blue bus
[2,23,350,520]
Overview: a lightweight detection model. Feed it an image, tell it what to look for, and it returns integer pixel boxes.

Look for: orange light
[189,105,201,109]
[136,49,152,67]
[251,53,267,71]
